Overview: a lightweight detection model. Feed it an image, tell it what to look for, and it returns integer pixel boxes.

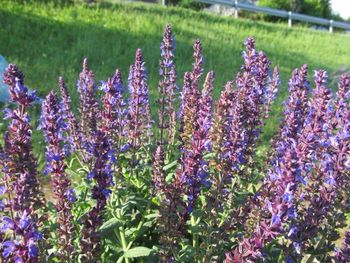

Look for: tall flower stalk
[179,71,215,213]
[40,91,76,261]
[0,64,45,262]
[236,38,272,174]
[59,77,81,154]
[77,58,99,143]
[100,69,126,156]
[179,72,200,151]
[179,39,203,151]
[80,130,114,262]
[225,65,309,262]
[127,49,152,164]
[158,24,177,147]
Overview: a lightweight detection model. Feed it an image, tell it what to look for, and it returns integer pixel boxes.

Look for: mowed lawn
[0,0,349,150]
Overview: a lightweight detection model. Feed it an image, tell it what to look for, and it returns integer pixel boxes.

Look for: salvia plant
[0,24,350,263]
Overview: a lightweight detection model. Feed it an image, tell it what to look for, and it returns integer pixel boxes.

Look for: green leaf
[144,212,159,219]
[116,255,124,263]
[100,218,123,234]
[124,246,152,258]
[163,160,177,171]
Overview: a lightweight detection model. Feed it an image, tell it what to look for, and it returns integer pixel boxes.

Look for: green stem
[190,215,199,262]
[115,195,130,263]
[119,227,130,263]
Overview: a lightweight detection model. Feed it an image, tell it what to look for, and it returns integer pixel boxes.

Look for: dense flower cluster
[77,58,99,143]
[100,69,126,149]
[40,91,76,261]
[59,77,81,153]
[0,64,45,262]
[1,24,350,263]
[80,129,114,262]
[158,24,177,147]
[127,49,153,163]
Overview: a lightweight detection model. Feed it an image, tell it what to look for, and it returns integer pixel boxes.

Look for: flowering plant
[0,24,349,263]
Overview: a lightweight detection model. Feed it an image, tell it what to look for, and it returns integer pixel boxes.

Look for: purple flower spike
[198,71,215,144]
[192,39,203,85]
[272,65,310,165]
[80,130,114,261]
[152,144,166,193]
[77,58,99,142]
[40,90,75,261]
[1,210,42,262]
[59,77,82,154]
[264,66,280,118]
[226,141,300,262]
[101,69,127,155]
[2,64,45,215]
[126,49,153,160]
[177,71,215,213]
[281,70,338,260]
[158,24,177,146]
[225,65,310,262]
[179,72,200,151]
[334,74,350,128]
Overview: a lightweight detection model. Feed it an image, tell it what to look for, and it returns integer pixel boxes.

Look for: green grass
[0,0,349,148]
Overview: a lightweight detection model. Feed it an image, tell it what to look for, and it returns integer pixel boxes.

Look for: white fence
[193,0,350,33]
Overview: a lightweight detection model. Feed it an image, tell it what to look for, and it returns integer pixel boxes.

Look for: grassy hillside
[0,0,349,147]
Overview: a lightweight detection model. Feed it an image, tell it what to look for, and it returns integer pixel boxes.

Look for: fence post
[288,11,292,28]
[329,19,333,33]
[234,0,238,18]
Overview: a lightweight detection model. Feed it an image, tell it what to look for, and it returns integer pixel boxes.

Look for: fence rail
[193,0,350,33]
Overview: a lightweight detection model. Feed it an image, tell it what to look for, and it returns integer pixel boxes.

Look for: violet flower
[234,38,272,174]
[198,71,215,150]
[176,71,214,213]
[100,69,127,153]
[40,91,76,261]
[210,80,235,158]
[80,129,114,261]
[126,49,153,161]
[209,80,237,202]
[152,144,166,194]
[178,40,203,150]
[59,76,81,154]
[1,211,42,262]
[264,66,280,118]
[208,76,252,235]
[77,58,99,143]
[158,24,177,146]
[334,74,350,129]
[2,64,45,215]
[271,65,310,167]
[283,70,336,260]
[179,72,200,151]
[191,39,203,88]
[0,64,45,262]
[225,66,310,262]
[177,71,215,212]
[225,141,301,262]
